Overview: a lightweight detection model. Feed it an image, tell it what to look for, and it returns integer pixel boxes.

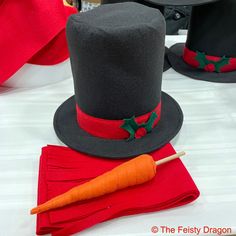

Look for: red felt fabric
[76,102,161,140]
[0,1,77,84]
[28,6,77,66]
[183,46,236,73]
[35,144,200,236]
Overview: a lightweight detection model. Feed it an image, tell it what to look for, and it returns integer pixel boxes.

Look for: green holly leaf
[120,112,158,141]
[120,116,139,141]
[195,51,230,73]
[195,51,207,69]
[214,56,230,72]
[142,112,158,133]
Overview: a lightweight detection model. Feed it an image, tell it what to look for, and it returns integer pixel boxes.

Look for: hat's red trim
[183,46,236,73]
[76,103,161,140]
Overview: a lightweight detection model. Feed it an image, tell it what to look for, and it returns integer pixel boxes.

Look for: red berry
[135,127,147,139]
[204,63,215,72]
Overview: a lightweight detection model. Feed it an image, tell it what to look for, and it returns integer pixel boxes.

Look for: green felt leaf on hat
[120,112,158,141]
[120,116,138,141]
[142,112,158,133]
[195,51,230,73]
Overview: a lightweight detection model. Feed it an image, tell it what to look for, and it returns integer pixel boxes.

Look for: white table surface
[1,36,236,236]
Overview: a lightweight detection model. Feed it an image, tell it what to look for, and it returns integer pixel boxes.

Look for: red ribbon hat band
[183,46,236,73]
[76,102,161,140]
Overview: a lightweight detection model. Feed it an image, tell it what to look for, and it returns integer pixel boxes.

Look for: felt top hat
[0,0,76,85]
[168,0,236,83]
[100,0,172,72]
[54,2,183,159]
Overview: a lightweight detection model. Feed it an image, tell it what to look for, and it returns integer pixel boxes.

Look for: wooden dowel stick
[155,151,186,166]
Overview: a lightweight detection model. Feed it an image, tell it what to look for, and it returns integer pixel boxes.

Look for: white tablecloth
[1,36,236,236]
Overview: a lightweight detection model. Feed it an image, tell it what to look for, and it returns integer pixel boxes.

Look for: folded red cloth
[28,6,77,66]
[36,144,200,236]
[0,1,76,84]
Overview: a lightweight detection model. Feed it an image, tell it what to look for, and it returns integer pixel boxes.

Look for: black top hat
[168,0,236,83]
[53,2,183,159]
[100,0,172,72]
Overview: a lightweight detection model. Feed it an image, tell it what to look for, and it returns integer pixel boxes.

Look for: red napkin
[0,0,77,84]
[36,144,200,236]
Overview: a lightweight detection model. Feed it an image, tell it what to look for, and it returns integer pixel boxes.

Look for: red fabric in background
[0,1,76,84]
[28,6,77,66]
[35,144,200,236]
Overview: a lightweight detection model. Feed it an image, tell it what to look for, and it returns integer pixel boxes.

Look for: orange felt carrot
[31,152,185,215]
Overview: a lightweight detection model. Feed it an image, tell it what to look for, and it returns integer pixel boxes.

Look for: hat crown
[186,0,236,57]
[66,2,165,120]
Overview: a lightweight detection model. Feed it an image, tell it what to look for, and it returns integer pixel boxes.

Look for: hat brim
[53,92,183,159]
[168,43,236,83]
[164,47,171,72]
[144,0,220,6]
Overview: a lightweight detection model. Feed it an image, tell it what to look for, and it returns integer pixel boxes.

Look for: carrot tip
[30,208,38,215]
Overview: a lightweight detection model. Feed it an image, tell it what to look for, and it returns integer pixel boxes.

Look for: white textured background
[0,36,236,236]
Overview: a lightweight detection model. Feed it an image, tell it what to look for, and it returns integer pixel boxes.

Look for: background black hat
[101,0,171,72]
[141,0,220,6]
[168,0,236,83]
[54,2,183,159]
